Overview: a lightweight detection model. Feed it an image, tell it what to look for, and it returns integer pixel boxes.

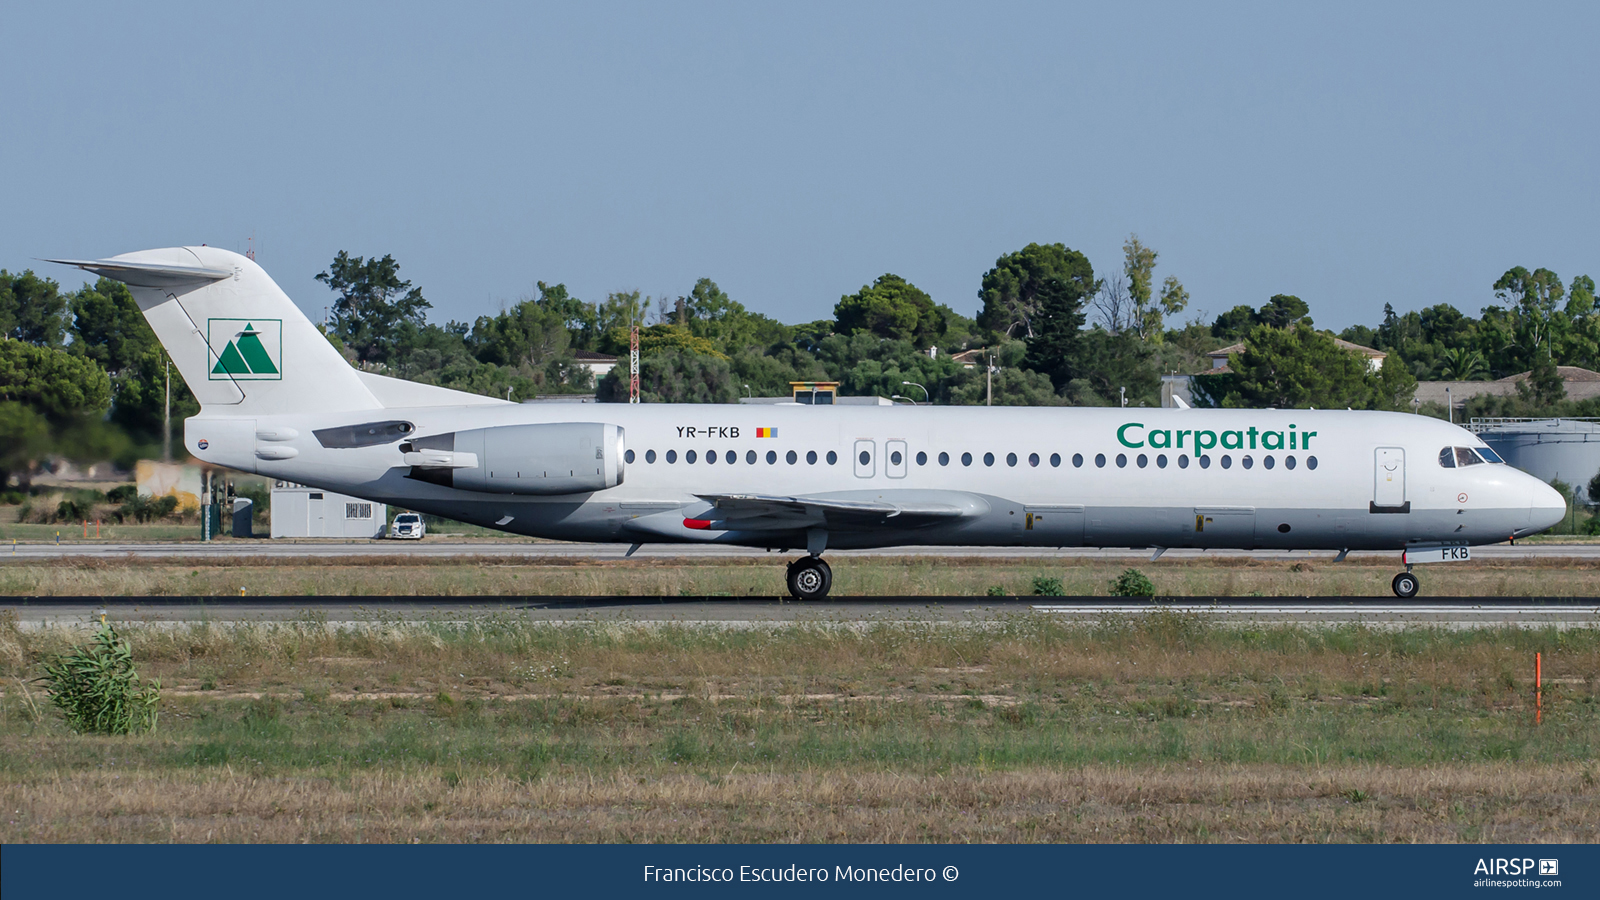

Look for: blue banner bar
[3,844,1593,899]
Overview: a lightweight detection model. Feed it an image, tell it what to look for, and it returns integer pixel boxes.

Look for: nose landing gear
[1391,568,1419,598]
[786,556,833,600]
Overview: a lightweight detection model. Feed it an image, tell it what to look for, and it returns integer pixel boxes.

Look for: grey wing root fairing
[692,492,983,531]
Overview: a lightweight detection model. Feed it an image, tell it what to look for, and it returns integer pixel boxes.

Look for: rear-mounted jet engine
[402,422,625,495]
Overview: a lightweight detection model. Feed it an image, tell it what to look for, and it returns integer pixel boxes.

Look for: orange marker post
[1535,652,1542,726]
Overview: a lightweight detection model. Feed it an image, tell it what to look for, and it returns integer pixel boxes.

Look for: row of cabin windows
[628,448,840,465]
[1439,446,1503,467]
[621,447,1317,471]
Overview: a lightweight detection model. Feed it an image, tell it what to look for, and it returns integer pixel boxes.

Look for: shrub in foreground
[1109,568,1156,597]
[37,622,161,734]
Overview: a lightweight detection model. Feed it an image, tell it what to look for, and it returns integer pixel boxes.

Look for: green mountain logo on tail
[207,318,283,380]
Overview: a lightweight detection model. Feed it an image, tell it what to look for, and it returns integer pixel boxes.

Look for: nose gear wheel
[1391,571,1419,598]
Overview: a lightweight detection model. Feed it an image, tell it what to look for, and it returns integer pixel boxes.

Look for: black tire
[786,557,833,600]
[1392,571,1419,598]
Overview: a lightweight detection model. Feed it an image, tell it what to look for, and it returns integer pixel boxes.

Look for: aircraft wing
[689,491,983,532]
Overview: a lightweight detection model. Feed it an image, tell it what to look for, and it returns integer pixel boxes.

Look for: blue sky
[3,2,1595,332]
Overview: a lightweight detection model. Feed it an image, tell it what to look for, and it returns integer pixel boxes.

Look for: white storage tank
[1469,418,1600,503]
[269,481,387,538]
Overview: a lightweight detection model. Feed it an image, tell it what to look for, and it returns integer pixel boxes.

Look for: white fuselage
[188,403,1567,553]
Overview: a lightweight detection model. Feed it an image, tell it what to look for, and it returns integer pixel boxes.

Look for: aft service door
[885,440,908,478]
[854,440,875,478]
[1374,447,1406,509]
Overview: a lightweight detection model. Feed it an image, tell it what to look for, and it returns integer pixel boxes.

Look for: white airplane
[50,247,1566,599]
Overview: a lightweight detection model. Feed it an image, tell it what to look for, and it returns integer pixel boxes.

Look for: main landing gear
[786,556,833,600]
[1391,568,1419,599]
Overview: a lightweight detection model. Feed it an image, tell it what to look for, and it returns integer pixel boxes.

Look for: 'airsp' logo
[208,319,283,380]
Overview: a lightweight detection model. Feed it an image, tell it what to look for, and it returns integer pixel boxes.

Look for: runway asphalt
[5,594,1596,629]
[5,540,1600,561]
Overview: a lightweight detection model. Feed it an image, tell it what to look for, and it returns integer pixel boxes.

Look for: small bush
[1030,575,1065,596]
[36,623,161,734]
[106,484,137,504]
[985,585,1008,597]
[56,499,89,522]
[118,493,180,524]
[1109,568,1156,597]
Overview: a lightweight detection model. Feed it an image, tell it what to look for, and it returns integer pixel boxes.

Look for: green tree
[599,348,738,403]
[1437,347,1488,381]
[316,252,432,365]
[1257,294,1311,329]
[467,300,572,369]
[68,278,197,439]
[0,270,70,347]
[978,243,1097,340]
[1493,266,1565,362]
[1071,329,1160,406]
[0,339,112,486]
[1211,304,1258,342]
[1520,352,1566,406]
[1120,234,1188,342]
[1199,322,1416,411]
[834,274,945,348]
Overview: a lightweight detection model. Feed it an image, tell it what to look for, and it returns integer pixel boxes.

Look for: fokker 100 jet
[50,248,1566,599]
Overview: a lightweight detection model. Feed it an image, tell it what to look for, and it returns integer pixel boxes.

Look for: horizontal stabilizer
[44,257,233,288]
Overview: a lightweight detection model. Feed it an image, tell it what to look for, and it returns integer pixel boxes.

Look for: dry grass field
[2,610,1597,843]
[2,553,1600,597]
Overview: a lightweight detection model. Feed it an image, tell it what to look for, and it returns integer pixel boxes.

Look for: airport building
[269,481,387,538]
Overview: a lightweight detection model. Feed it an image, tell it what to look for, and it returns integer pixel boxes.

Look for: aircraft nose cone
[1529,480,1567,532]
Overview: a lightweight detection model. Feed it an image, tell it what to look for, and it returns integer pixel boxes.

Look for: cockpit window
[1475,445,1504,464]
[1455,447,1484,467]
[1438,447,1455,468]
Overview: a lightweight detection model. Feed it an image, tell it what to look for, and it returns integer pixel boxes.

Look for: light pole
[891,394,916,405]
[901,381,928,404]
[986,349,995,406]
[1446,386,1452,424]
[1120,387,1126,408]
[743,384,752,398]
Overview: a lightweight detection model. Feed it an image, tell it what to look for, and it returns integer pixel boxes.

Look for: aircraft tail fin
[48,247,382,416]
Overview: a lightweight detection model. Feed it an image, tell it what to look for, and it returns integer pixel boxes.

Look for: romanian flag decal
[756,427,777,438]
